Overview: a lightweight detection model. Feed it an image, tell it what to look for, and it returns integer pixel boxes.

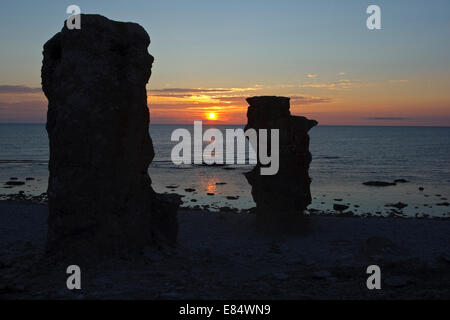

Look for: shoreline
[1,190,449,220]
[1,201,449,299]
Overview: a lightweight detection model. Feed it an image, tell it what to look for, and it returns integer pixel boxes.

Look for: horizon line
[1,122,449,128]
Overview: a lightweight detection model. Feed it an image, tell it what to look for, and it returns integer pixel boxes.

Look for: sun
[208,112,217,120]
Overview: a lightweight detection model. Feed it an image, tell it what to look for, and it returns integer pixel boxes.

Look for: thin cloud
[0,85,42,94]
[147,87,263,108]
[307,73,318,78]
[213,96,247,103]
[148,87,260,95]
[151,93,195,98]
[149,88,230,94]
[365,117,408,121]
[301,79,365,90]
[291,96,332,105]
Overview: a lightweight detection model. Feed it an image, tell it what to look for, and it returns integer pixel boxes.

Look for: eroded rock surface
[244,96,317,229]
[42,14,179,257]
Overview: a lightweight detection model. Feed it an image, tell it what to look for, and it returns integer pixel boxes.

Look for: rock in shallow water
[333,204,350,212]
[385,202,408,209]
[42,14,179,257]
[363,181,396,187]
[5,181,25,186]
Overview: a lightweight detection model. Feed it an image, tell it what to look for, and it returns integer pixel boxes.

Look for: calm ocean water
[0,123,449,217]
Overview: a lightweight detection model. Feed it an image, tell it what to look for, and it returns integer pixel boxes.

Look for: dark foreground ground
[0,201,449,299]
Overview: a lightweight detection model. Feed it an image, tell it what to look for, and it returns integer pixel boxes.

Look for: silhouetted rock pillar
[42,14,179,256]
[245,96,317,230]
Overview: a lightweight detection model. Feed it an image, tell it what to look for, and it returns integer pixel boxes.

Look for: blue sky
[0,0,449,124]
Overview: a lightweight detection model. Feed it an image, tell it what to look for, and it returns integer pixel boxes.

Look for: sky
[0,0,449,125]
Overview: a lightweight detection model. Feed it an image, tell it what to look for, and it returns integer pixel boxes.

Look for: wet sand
[0,201,449,299]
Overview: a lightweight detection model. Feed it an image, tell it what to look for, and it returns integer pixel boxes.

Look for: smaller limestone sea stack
[244,96,317,230]
[42,14,179,257]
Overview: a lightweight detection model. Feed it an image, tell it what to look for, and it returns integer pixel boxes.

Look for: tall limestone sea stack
[245,96,317,231]
[42,14,179,257]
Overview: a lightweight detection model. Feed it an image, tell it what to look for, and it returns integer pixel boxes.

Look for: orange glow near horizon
[1,81,450,126]
[142,80,450,126]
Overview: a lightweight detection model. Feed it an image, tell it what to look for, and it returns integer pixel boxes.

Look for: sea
[0,123,449,218]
